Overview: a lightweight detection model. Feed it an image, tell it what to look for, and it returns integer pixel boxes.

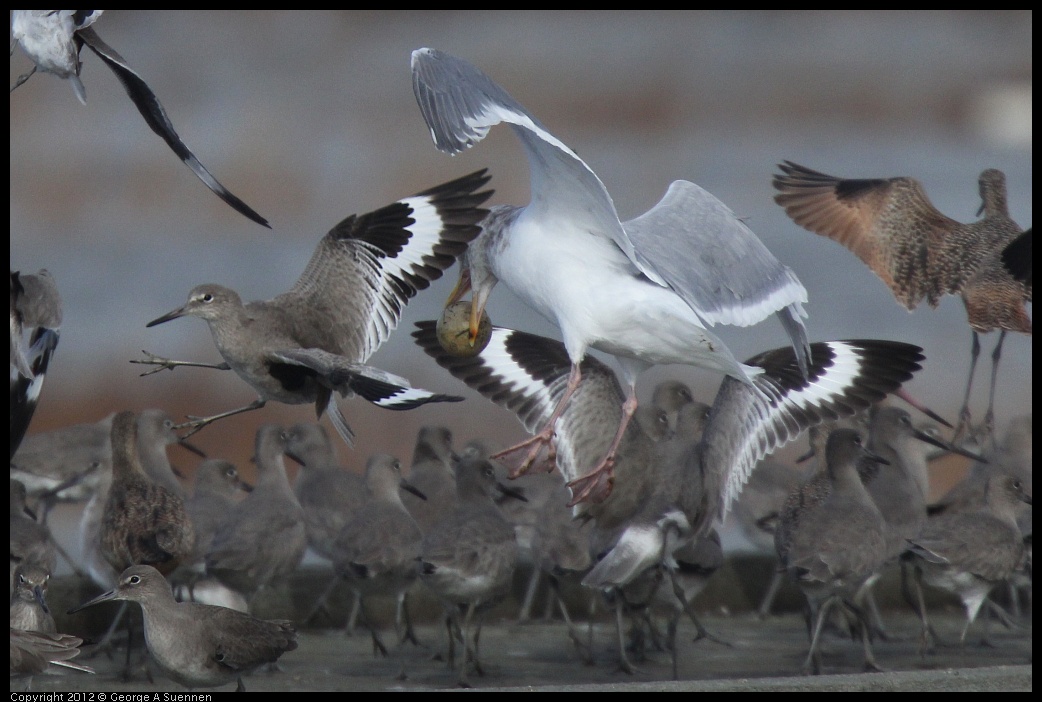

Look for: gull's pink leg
[566,391,639,506]
[492,363,584,479]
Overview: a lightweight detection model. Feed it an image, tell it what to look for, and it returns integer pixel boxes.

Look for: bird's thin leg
[613,594,638,675]
[550,576,593,664]
[566,391,639,506]
[668,569,731,647]
[953,332,982,443]
[844,600,884,673]
[802,596,835,675]
[984,597,1022,631]
[356,596,388,658]
[456,603,476,688]
[131,350,232,376]
[912,566,940,655]
[83,601,128,660]
[757,568,786,619]
[855,582,893,642]
[516,567,543,623]
[981,330,1007,446]
[471,614,485,677]
[303,572,341,626]
[176,399,267,438]
[492,363,584,478]
[399,591,421,647]
[669,609,680,681]
[10,65,37,93]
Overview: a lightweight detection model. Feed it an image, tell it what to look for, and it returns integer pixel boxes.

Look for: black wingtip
[77,26,271,229]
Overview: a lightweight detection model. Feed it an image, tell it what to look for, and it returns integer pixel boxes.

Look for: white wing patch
[721,342,869,517]
[361,196,452,360]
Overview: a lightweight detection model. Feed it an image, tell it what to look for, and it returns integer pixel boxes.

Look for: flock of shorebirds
[10,11,1031,691]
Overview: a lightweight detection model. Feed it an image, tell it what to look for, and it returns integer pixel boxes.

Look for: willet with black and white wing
[137,170,493,447]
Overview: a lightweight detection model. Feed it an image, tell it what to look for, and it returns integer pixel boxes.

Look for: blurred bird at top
[411,47,811,503]
[10,10,270,227]
[773,162,1032,443]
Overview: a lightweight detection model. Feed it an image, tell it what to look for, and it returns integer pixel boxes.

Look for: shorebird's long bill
[67,588,120,614]
[146,306,188,327]
[913,427,986,462]
[496,481,528,503]
[400,480,428,501]
[864,448,890,466]
[894,388,953,429]
[34,584,50,613]
[178,438,207,458]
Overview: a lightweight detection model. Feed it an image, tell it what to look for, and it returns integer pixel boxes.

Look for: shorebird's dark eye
[202,293,214,303]
[129,575,141,585]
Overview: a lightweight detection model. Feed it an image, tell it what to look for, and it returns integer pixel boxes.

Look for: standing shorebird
[95,410,195,677]
[10,479,58,587]
[418,454,525,688]
[774,428,891,675]
[411,47,811,504]
[331,453,426,678]
[285,422,364,625]
[99,411,194,579]
[83,409,201,591]
[10,562,57,634]
[185,459,253,571]
[401,425,459,534]
[136,170,492,447]
[908,472,1032,653]
[205,425,306,610]
[69,565,296,691]
[772,162,1032,443]
[10,10,269,227]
